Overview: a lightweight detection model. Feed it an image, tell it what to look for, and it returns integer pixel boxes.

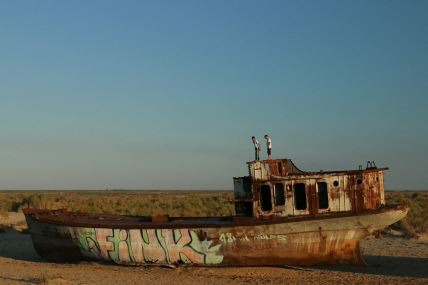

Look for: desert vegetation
[0,190,235,217]
[385,191,428,237]
[0,190,427,236]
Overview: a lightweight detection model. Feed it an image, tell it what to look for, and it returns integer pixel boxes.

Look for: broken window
[294,183,307,210]
[275,183,285,206]
[317,182,329,209]
[260,185,272,211]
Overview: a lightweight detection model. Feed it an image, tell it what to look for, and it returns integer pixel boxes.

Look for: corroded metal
[23,158,408,266]
[236,159,388,218]
[24,206,407,266]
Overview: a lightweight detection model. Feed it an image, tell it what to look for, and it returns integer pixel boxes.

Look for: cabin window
[260,185,272,211]
[333,180,339,187]
[294,183,307,210]
[277,162,283,175]
[274,183,285,206]
[357,178,363,185]
[317,182,329,209]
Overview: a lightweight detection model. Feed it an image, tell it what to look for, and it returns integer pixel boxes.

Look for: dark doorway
[294,183,307,210]
[260,185,272,211]
[275,183,285,206]
[317,182,329,209]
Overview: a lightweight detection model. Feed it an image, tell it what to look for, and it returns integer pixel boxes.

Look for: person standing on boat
[251,136,261,160]
[264,134,272,159]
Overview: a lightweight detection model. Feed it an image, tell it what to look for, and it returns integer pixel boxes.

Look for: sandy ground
[0,213,427,285]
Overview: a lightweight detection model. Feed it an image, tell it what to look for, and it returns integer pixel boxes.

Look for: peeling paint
[23,158,407,266]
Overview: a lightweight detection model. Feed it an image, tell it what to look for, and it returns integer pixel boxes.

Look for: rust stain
[23,158,407,267]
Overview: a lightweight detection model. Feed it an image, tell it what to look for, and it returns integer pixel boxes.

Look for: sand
[0,213,427,285]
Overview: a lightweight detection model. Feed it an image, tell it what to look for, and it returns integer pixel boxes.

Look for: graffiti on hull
[74,228,224,265]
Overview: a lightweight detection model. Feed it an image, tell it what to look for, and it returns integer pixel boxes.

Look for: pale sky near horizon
[0,0,427,190]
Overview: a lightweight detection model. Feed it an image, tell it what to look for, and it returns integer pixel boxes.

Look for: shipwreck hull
[24,205,407,266]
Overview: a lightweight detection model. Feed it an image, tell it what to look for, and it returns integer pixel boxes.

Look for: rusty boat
[24,158,408,266]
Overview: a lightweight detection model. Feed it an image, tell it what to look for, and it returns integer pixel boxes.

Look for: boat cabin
[233,159,387,218]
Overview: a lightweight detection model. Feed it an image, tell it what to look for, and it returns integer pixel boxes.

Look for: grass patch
[0,190,235,217]
[385,191,428,236]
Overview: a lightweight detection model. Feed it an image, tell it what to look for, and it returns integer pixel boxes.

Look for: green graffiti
[74,227,223,265]
[74,228,101,259]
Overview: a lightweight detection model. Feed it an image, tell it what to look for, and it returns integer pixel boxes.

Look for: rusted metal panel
[248,161,269,180]
[24,205,408,266]
[284,183,294,216]
[247,159,388,219]
[343,175,352,211]
[23,158,406,267]
[308,180,318,215]
[379,171,385,204]
[233,177,251,199]
[327,176,340,213]
[248,159,303,180]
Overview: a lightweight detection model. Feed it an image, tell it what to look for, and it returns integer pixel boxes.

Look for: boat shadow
[313,255,428,278]
[0,228,43,262]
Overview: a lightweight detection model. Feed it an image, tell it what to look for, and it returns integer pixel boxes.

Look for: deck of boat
[23,205,407,229]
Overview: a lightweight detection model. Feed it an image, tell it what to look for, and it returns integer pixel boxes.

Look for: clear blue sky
[0,0,427,190]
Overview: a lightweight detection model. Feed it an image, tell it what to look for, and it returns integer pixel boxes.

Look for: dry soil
[0,213,427,285]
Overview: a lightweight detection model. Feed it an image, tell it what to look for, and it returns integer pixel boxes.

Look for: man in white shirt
[264,134,272,159]
[251,136,261,160]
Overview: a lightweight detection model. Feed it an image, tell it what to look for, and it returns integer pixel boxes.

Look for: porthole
[333,181,339,187]
[356,178,363,185]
